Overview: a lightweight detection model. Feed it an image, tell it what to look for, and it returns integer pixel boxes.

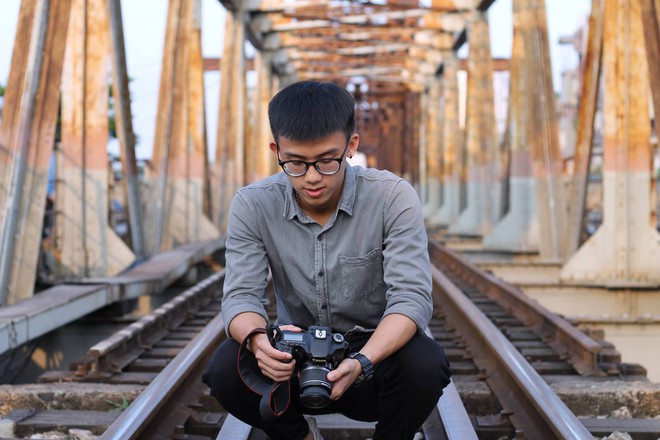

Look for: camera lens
[299,366,332,409]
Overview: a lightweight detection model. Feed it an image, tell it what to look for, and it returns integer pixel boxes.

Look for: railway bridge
[0,0,659,439]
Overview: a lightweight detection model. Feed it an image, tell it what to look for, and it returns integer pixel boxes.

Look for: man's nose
[304,165,323,183]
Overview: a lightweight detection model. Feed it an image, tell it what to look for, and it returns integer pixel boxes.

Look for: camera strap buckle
[238,326,292,421]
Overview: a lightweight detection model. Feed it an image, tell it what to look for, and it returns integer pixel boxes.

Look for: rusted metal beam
[483,0,568,257]
[203,57,254,72]
[214,7,247,230]
[250,51,274,182]
[246,0,471,13]
[639,0,660,141]
[108,0,146,259]
[255,11,468,33]
[423,76,443,217]
[176,0,220,244]
[0,0,72,305]
[57,0,135,278]
[144,0,219,252]
[524,0,567,260]
[145,0,185,255]
[458,57,510,71]
[565,0,604,256]
[561,0,660,286]
[447,12,498,237]
[430,53,461,226]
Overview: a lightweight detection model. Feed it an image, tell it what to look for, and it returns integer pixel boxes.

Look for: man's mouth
[304,188,324,198]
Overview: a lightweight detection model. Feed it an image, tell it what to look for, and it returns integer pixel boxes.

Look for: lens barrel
[299,365,332,409]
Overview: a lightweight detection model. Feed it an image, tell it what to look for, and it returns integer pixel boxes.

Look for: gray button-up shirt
[221,163,433,337]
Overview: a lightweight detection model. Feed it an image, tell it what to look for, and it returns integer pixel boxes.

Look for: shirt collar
[283,162,357,221]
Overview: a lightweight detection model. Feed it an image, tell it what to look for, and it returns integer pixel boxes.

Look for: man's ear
[347,133,360,158]
[269,142,278,155]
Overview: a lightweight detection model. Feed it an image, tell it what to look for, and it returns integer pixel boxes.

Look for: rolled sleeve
[381,180,433,332]
[221,192,271,337]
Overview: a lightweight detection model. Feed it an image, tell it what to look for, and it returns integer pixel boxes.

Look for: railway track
[1,241,658,439]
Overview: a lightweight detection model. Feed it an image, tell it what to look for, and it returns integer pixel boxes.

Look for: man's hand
[249,324,302,382]
[326,357,364,400]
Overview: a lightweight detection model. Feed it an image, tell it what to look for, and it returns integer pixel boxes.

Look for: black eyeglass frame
[276,143,350,177]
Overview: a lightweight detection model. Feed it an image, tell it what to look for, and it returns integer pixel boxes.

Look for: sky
[0,0,591,160]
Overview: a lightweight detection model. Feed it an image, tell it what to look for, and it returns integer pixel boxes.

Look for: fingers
[259,359,296,382]
[327,361,350,382]
[329,372,352,400]
[328,359,362,400]
[255,353,295,381]
[277,324,303,332]
[251,332,296,382]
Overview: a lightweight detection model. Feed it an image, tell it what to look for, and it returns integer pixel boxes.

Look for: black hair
[268,81,356,143]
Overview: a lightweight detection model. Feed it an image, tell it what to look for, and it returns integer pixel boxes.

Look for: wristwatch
[349,352,374,385]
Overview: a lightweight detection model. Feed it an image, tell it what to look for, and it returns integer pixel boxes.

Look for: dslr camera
[270,325,350,409]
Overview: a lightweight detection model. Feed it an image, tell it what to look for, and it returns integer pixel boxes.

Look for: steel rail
[430,263,593,440]
[423,327,478,440]
[87,270,224,375]
[435,381,476,440]
[429,240,603,375]
[99,278,226,440]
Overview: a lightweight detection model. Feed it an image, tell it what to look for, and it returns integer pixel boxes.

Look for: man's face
[270,131,359,216]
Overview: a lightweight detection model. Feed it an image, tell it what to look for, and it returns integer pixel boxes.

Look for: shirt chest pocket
[338,248,386,300]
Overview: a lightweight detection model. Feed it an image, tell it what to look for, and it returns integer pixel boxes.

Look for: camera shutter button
[332,333,344,343]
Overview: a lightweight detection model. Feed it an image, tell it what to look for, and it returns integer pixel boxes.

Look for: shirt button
[317,235,323,241]
[318,271,324,277]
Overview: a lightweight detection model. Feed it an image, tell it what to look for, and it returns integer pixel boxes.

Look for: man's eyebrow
[280,147,342,160]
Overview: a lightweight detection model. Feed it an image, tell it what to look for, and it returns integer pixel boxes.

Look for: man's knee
[390,334,451,388]
[202,339,241,400]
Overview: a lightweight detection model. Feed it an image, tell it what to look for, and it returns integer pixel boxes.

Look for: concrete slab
[0,383,144,415]
[548,377,660,418]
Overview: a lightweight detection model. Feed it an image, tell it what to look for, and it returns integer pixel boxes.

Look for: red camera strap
[237,326,292,421]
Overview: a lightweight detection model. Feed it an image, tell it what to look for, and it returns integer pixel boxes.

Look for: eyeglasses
[277,143,349,177]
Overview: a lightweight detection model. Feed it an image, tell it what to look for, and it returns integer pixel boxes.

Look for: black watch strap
[349,352,374,384]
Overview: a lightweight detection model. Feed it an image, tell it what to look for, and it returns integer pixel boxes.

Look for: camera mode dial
[332,333,345,343]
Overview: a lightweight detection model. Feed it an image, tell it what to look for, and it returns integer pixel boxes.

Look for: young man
[203,81,451,440]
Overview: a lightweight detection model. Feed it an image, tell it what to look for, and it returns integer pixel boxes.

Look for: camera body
[271,326,350,409]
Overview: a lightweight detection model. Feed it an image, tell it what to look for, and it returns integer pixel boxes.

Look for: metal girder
[0,0,72,305]
[244,0,478,13]
[238,0,487,89]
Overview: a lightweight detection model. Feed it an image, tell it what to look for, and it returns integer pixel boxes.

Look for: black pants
[202,332,451,440]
